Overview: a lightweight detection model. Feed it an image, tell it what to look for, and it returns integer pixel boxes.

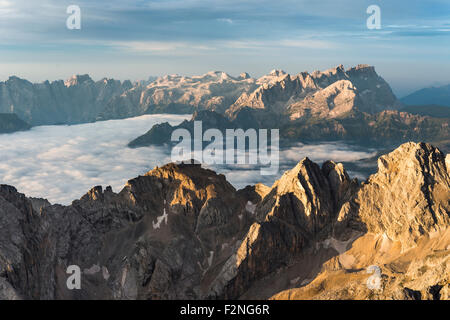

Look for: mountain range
[1,64,449,151]
[401,84,450,107]
[128,108,450,150]
[122,65,450,150]
[0,142,448,300]
[1,65,449,128]
[101,64,403,121]
[227,64,402,119]
[0,75,134,126]
[0,64,403,125]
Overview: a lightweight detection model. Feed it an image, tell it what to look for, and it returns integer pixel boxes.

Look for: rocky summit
[124,65,449,150]
[0,142,449,300]
[226,64,402,119]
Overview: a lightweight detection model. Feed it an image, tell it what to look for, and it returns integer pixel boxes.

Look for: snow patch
[290,277,301,285]
[208,251,214,267]
[102,266,110,280]
[121,267,128,287]
[153,203,168,229]
[245,201,257,214]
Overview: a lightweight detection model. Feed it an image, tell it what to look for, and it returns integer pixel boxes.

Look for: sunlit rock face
[227,64,402,119]
[0,142,449,300]
[99,71,259,120]
[0,113,30,133]
[345,142,450,248]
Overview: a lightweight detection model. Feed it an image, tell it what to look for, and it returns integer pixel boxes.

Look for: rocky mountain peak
[228,64,401,118]
[269,69,287,76]
[347,64,375,73]
[0,142,449,300]
[312,64,345,77]
[256,157,355,233]
[64,74,93,87]
[6,76,27,83]
[201,71,232,81]
[4,76,32,90]
[376,142,447,177]
[239,72,251,80]
[346,142,450,248]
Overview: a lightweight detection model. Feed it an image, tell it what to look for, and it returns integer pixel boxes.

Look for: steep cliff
[0,75,132,125]
[0,113,30,133]
[227,64,402,119]
[0,142,448,300]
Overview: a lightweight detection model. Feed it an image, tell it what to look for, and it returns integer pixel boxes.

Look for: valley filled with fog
[0,114,378,204]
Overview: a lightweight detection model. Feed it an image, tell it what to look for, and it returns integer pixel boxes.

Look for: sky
[0,0,449,97]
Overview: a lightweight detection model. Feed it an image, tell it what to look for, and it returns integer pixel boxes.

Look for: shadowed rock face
[0,142,449,300]
[0,75,133,126]
[0,113,30,133]
[207,158,360,299]
[401,84,450,107]
[0,163,255,300]
[128,107,450,150]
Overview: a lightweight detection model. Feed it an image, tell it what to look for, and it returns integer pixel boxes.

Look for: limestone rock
[0,142,448,300]
[346,142,450,248]
[227,64,402,119]
[0,75,132,125]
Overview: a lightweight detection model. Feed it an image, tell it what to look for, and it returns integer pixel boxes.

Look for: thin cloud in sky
[0,0,448,94]
[217,18,233,24]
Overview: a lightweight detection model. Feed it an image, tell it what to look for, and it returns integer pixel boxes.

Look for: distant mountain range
[103,64,403,121]
[227,64,402,119]
[401,84,450,107]
[98,71,259,119]
[0,64,403,127]
[1,65,449,151]
[126,65,449,149]
[0,75,134,126]
[129,108,450,150]
[400,105,450,118]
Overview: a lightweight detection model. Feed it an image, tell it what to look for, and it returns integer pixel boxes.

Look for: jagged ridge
[0,142,448,300]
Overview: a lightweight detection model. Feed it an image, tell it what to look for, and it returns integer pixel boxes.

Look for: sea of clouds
[0,115,378,205]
